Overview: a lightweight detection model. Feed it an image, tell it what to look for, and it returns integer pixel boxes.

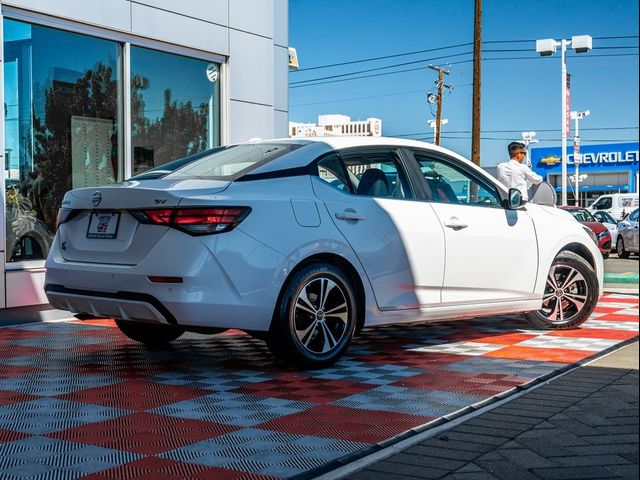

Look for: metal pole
[561,39,568,206]
[471,0,482,166]
[574,116,580,206]
[435,68,443,145]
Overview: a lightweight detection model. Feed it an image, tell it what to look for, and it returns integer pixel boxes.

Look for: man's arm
[524,166,543,185]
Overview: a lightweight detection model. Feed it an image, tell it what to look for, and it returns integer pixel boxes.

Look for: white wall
[2,0,289,142]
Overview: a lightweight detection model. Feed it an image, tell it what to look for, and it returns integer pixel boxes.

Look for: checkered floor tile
[0,293,636,479]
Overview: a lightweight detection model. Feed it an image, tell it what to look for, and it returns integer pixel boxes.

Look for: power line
[291,35,639,72]
[392,127,639,137]
[293,42,472,72]
[290,51,472,85]
[290,52,638,89]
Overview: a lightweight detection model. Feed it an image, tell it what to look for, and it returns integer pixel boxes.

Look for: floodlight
[571,35,592,53]
[536,39,557,56]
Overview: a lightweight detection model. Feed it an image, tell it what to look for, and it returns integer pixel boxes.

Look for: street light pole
[571,110,590,206]
[521,131,538,169]
[536,35,592,206]
[560,39,568,206]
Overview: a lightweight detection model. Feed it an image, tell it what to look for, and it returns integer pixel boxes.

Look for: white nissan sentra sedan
[45,137,603,367]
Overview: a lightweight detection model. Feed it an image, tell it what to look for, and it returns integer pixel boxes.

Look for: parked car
[592,210,619,246]
[559,206,612,258]
[588,193,639,221]
[616,208,639,258]
[45,138,603,367]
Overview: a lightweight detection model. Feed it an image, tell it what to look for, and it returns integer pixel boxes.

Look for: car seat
[357,168,389,197]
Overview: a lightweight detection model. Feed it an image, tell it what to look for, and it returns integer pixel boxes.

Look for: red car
[560,206,612,258]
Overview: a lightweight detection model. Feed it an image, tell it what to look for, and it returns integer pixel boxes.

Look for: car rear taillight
[129,207,250,235]
[55,208,81,230]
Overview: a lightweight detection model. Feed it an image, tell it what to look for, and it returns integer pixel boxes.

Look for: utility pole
[428,64,451,145]
[471,0,482,166]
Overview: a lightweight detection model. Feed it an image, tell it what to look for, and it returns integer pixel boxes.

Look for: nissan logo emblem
[92,191,102,207]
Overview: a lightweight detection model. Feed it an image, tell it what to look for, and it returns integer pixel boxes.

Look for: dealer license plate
[86,211,120,239]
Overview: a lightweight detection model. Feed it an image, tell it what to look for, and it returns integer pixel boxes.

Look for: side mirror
[507,188,523,209]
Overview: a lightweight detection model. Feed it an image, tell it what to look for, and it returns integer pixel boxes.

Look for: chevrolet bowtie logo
[540,155,562,166]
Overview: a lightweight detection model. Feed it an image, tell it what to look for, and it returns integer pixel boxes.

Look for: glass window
[594,197,612,210]
[131,46,220,176]
[629,209,639,222]
[340,151,411,199]
[317,155,350,192]
[3,19,122,262]
[166,143,298,180]
[414,153,501,207]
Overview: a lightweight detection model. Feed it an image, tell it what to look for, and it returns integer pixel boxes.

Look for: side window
[594,197,612,210]
[413,152,501,207]
[629,209,639,222]
[340,151,412,199]
[317,154,350,192]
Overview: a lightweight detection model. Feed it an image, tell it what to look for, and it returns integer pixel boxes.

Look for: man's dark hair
[508,141,526,158]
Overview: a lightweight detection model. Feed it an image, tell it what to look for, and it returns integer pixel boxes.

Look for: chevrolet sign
[540,155,562,166]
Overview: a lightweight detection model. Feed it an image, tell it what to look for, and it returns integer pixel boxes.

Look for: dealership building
[0,0,289,310]
[530,142,639,205]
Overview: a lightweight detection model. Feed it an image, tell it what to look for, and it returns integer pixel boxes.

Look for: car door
[628,209,639,251]
[311,149,446,310]
[407,149,538,304]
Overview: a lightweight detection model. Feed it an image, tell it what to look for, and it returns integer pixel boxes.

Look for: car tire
[616,237,630,259]
[602,252,609,260]
[115,319,184,347]
[525,251,599,330]
[267,263,357,368]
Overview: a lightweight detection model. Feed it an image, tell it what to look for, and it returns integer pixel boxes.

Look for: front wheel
[617,237,629,259]
[526,251,599,330]
[115,320,184,347]
[267,263,357,368]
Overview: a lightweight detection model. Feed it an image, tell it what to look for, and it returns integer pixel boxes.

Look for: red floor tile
[261,404,434,443]
[58,379,212,410]
[49,413,237,455]
[80,457,272,480]
[392,370,530,396]
[0,389,40,407]
[0,428,30,445]
[484,345,592,363]
[547,328,638,341]
[234,374,373,403]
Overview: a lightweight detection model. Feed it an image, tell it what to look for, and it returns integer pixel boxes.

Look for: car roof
[242,136,501,187]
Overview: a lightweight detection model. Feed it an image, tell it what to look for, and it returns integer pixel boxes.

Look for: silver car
[616,208,639,258]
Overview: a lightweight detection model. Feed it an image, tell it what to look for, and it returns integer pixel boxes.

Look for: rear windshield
[570,209,596,222]
[165,143,300,180]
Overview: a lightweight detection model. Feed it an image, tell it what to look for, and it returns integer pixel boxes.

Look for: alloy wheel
[539,263,589,324]
[292,276,350,355]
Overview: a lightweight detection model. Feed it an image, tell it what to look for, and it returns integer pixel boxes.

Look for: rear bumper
[45,284,176,325]
[44,228,286,331]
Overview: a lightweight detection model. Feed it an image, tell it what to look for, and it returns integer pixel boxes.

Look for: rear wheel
[267,263,357,368]
[526,251,598,330]
[115,320,184,347]
[616,237,629,259]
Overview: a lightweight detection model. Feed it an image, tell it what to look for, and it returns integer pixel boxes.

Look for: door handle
[444,218,468,230]
[335,210,365,221]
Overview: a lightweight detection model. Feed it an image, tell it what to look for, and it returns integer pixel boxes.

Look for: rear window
[570,209,596,222]
[165,143,300,180]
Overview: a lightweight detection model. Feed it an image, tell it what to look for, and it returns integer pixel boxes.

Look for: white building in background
[290,114,382,138]
[1,0,289,310]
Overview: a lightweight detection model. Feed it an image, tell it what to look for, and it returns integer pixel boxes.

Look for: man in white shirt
[496,142,543,201]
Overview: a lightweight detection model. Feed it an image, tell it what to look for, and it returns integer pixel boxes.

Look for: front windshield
[165,143,300,180]
[571,209,596,222]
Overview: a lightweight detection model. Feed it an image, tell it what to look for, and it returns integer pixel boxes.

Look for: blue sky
[289,0,639,166]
